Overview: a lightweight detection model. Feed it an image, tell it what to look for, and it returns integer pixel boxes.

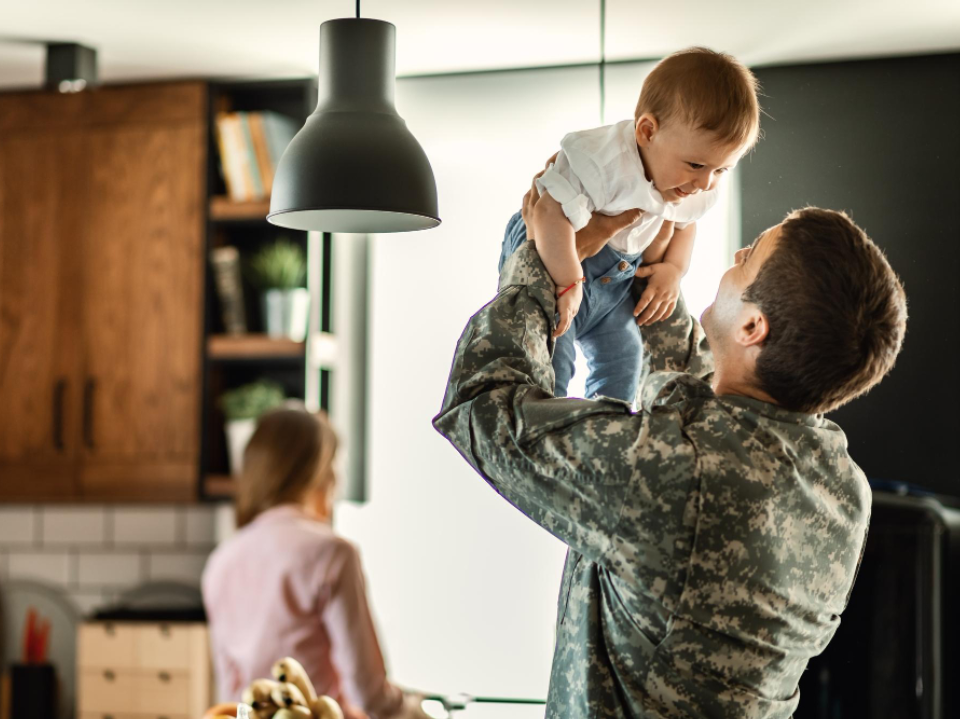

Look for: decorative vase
[262,288,310,341]
[225,418,257,475]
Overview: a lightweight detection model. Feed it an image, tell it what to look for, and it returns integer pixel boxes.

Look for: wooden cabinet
[0,127,85,499]
[79,116,205,500]
[0,83,206,501]
[77,621,212,719]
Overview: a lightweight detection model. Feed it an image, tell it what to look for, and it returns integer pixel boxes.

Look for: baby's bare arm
[532,193,583,287]
[643,222,696,275]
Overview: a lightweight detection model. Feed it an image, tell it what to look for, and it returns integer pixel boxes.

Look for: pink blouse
[202,504,403,718]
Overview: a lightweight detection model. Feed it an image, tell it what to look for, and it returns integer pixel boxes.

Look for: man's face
[635,117,745,204]
[701,223,782,354]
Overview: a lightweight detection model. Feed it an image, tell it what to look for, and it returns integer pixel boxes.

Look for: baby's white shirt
[536,119,719,255]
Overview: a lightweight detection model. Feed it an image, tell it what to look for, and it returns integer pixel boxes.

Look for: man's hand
[522,153,643,261]
[633,262,682,326]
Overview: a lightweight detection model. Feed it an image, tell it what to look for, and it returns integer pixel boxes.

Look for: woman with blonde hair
[202,407,424,718]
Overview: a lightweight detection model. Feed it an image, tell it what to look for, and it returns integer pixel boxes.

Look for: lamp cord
[599,0,606,123]
[356,0,360,18]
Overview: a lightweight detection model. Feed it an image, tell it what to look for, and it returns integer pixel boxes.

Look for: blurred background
[0,1,958,717]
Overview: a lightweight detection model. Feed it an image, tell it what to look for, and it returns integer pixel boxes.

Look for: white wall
[335,65,600,702]
[334,61,737,704]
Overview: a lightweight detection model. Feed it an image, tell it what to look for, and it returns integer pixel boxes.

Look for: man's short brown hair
[743,208,907,415]
[635,47,761,150]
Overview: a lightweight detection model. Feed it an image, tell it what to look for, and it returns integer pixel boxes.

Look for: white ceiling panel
[0,0,956,91]
[604,0,960,67]
[0,0,600,89]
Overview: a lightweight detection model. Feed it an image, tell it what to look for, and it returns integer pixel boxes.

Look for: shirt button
[618,261,629,272]
[600,277,612,285]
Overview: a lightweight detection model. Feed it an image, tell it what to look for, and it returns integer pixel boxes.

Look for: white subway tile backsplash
[8,551,71,585]
[70,590,112,617]
[0,507,36,544]
[0,504,216,611]
[42,508,107,546]
[77,552,142,587]
[112,508,178,545]
[147,552,209,586]
[184,507,216,546]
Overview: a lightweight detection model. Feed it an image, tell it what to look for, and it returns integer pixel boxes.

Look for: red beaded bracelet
[557,277,586,298]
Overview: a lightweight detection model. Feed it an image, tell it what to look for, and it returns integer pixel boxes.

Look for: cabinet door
[0,128,83,499]
[78,120,205,501]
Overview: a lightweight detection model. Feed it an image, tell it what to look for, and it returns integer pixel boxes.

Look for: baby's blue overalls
[499,210,644,406]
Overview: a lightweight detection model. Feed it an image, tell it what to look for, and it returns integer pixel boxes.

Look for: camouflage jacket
[433,240,871,718]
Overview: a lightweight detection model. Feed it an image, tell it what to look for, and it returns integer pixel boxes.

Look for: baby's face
[635,116,745,204]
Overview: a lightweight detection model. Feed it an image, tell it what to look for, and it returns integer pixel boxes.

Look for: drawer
[78,623,137,669]
[78,668,137,717]
[134,670,191,717]
[136,623,193,670]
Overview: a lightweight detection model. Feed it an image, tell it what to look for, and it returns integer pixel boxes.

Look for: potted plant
[218,380,285,475]
[248,239,310,341]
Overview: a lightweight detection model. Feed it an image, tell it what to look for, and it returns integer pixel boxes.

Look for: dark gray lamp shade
[268,19,440,233]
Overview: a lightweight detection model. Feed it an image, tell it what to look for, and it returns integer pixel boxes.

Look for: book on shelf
[247,113,274,193]
[209,246,247,334]
[214,111,300,203]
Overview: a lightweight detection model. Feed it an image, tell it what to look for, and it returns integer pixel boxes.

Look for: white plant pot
[225,418,257,476]
[262,288,310,342]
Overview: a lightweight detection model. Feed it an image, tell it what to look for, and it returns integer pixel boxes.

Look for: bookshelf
[209,196,273,222]
[207,334,306,360]
[200,78,324,500]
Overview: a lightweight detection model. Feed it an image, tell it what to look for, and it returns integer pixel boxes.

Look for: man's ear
[736,305,770,349]
[635,113,659,147]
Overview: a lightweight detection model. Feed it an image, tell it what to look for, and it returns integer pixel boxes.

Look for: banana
[310,696,344,720]
[271,682,308,710]
[271,657,318,703]
[241,679,282,719]
[272,706,312,719]
[253,702,281,720]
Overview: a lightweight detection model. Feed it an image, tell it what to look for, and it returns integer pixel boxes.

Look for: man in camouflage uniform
[433,182,907,717]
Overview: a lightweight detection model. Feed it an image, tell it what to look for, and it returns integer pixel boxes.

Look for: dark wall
[741,53,960,498]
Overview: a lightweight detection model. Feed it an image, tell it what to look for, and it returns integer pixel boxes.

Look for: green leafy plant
[247,239,307,290]
[218,380,285,421]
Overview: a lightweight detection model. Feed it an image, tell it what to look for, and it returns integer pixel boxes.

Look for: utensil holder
[9,663,57,719]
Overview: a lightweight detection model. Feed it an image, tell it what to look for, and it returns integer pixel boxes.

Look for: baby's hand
[554,281,583,339]
[633,263,682,326]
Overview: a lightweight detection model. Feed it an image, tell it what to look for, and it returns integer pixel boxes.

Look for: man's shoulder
[640,371,717,415]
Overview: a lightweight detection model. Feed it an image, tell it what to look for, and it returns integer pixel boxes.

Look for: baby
[499,47,761,406]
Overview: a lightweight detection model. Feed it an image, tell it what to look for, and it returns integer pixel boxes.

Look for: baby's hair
[635,47,761,151]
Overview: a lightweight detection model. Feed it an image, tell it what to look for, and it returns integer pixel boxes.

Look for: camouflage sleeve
[635,276,715,383]
[433,240,699,567]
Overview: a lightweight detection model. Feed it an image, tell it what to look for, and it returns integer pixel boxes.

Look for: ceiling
[0,0,958,89]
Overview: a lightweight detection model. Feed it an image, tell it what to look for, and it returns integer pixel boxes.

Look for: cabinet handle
[52,379,65,450]
[83,378,96,449]
[103,669,115,682]
[158,671,171,683]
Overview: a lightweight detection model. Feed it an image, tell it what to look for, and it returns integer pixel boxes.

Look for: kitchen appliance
[795,491,960,718]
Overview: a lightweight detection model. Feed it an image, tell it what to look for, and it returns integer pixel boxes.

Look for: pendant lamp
[267,12,440,233]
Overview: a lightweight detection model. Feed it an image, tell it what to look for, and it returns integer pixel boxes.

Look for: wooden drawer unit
[135,671,191,716]
[78,668,137,717]
[77,621,211,719]
[78,623,137,669]
[137,623,192,670]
